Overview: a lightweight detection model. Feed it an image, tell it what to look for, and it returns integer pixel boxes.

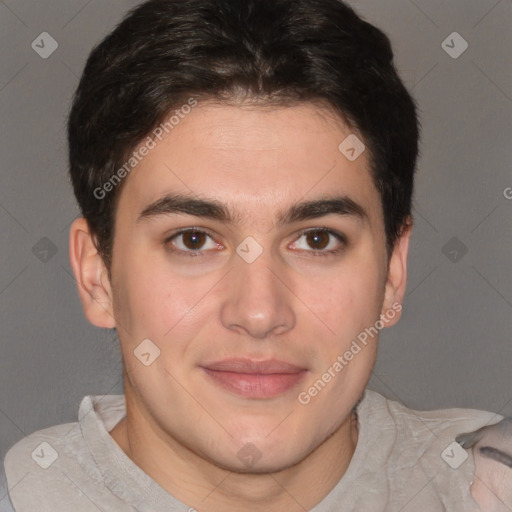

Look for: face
[74,102,409,473]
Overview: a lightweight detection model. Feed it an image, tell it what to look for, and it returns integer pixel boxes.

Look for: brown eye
[306,230,330,250]
[181,231,207,250]
[289,228,346,256]
[167,229,219,254]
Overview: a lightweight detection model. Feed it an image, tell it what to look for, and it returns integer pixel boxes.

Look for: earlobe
[69,217,116,329]
[381,220,412,326]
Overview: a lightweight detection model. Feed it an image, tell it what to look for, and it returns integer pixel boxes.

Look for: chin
[211,447,306,475]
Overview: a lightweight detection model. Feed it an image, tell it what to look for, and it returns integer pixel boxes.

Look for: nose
[219,247,296,339]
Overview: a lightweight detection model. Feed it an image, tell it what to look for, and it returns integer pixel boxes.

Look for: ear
[69,217,116,328]
[380,219,412,327]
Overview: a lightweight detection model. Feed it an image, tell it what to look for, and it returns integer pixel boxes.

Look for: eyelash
[164,228,347,258]
[291,228,347,257]
[164,228,219,258]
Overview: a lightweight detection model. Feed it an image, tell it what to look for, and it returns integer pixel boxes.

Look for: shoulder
[2,395,126,511]
[364,389,500,444]
[360,390,503,510]
[1,458,15,511]
[3,421,89,510]
[4,420,84,480]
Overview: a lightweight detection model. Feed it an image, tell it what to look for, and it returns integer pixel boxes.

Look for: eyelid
[166,226,217,238]
[299,227,347,243]
[164,226,347,257]
[165,227,223,256]
[289,227,347,255]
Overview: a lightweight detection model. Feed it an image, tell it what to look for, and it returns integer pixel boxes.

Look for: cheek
[299,255,385,338]
[112,253,223,348]
[111,254,184,338]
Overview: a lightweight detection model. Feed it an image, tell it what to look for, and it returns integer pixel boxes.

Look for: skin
[69,102,411,511]
[458,419,512,511]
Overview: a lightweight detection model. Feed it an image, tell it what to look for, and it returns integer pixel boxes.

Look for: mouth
[200,358,309,399]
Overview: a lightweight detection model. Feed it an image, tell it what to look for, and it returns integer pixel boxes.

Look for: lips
[200,358,308,398]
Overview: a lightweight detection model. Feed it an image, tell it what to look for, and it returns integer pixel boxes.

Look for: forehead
[117,102,382,227]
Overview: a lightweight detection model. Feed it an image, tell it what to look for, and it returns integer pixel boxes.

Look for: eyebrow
[137,193,368,226]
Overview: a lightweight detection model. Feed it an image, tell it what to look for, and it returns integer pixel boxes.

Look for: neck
[110,379,359,512]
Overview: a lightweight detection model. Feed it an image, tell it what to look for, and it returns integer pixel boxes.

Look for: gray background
[0,0,510,491]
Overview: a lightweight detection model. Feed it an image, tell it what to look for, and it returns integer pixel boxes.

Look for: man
[2,0,511,510]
